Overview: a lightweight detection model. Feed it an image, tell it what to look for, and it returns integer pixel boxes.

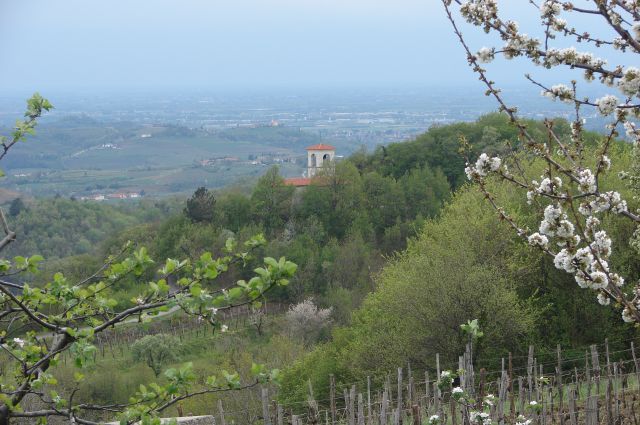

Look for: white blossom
[591,231,612,257]
[12,338,25,348]
[543,84,573,102]
[543,47,607,70]
[540,0,561,16]
[623,307,635,323]
[465,153,502,179]
[477,47,495,63]
[221,324,228,332]
[633,23,640,41]
[619,67,640,97]
[550,18,567,32]
[465,165,476,180]
[527,232,549,248]
[555,220,575,239]
[516,415,533,425]
[624,121,640,142]
[460,0,498,26]
[536,177,562,195]
[608,9,623,25]
[595,95,619,116]
[285,299,333,344]
[554,249,575,272]
[589,191,627,214]
[585,216,600,233]
[590,271,608,289]
[540,204,564,236]
[573,247,594,270]
[483,394,496,407]
[597,292,611,306]
[613,37,627,51]
[470,411,492,425]
[544,204,562,221]
[610,273,625,287]
[575,271,589,288]
[576,169,596,193]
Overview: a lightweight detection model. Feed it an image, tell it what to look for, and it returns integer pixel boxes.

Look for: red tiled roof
[284,177,312,187]
[306,144,336,151]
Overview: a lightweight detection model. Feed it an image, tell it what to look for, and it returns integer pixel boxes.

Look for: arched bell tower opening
[306,144,336,177]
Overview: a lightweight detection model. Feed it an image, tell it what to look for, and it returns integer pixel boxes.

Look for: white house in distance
[284,143,336,187]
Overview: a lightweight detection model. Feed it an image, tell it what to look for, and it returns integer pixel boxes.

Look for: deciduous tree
[444,0,640,323]
[0,95,296,425]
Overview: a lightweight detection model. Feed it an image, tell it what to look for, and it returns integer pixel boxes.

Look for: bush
[285,299,333,346]
[131,334,183,377]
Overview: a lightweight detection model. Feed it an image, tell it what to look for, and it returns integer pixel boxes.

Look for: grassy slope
[48,313,305,423]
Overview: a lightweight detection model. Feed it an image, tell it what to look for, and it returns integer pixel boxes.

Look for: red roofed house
[284,177,312,187]
[284,144,336,187]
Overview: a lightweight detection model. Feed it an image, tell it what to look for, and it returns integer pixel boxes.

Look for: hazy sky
[0,1,617,94]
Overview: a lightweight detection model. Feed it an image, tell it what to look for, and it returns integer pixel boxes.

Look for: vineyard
[4,303,640,425]
[213,338,640,425]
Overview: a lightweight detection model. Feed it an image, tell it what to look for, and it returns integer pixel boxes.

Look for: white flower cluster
[607,8,623,26]
[13,337,25,348]
[613,37,628,51]
[528,232,549,249]
[540,1,566,31]
[460,0,498,26]
[596,95,619,116]
[597,291,610,306]
[542,84,573,102]
[576,169,596,193]
[624,121,640,144]
[483,394,496,407]
[470,411,492,425]
[516,415,532,425]
[503,33,540,59]
[528,176,563,203]
[477,47,495,64]
[540,0,561,16]
[550,17,567,32]
[539,204,576,244]
[592,230,612,257]
[619,67,640,98]
[465,153,502,180]
[623,307,635,323]
[429,415,440,425]
[633,23,640,42]
[544,47,607,70]
[579,191,628,215]
[533,201,623,296]
[585,216,600,232]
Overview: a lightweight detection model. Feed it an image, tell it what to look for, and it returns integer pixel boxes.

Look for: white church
[284,143,336,187]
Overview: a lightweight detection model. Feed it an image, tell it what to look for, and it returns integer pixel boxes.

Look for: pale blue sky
[0,1,620,93]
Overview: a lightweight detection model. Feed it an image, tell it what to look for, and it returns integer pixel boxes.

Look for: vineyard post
[557,345,564,425]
